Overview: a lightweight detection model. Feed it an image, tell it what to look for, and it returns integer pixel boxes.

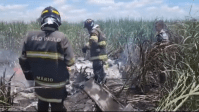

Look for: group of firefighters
[18,6,169,112]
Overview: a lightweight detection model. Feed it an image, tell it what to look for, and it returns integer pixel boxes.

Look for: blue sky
[0,0,198,23]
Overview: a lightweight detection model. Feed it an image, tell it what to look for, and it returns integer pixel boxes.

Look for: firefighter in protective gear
[82,19,107,84]
[19,6,75,112]
[155,20,169,43]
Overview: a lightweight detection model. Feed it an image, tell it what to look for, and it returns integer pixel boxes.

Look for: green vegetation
[1,18,199,111]
[156,20,199,111]
[0,69,15,111]
[0,19,157,56]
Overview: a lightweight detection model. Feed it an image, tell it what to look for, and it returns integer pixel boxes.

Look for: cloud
[0,0,197,23]
[100,6,119,11]
[0,4,28,11]
[96,0,162,20]
[68,9,87,14]
[59,5,74,11]
[142,5,186,20]
[70,0,82,3]
[87,0,115,5]
[162,5,184,13]
[96,0,190,21]
[147,6,157,10]
[125,0,163,9]
[52,0,67,6]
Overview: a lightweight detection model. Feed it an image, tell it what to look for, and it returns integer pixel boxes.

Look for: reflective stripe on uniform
[90,36,98,42]
[26,51,64,60]
[35,80,68,88]
[35,93,62,103]
[98,41,106,47]
[90,55,108,61]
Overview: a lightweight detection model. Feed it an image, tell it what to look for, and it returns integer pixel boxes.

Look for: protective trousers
[37,90,67,112]
[93,60,106,84]
[37,99,66,112]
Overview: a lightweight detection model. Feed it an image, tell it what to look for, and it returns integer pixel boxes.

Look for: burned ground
[0,54,165,111]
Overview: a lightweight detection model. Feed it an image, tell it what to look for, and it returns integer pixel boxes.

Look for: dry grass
[155,20,199,111]
[118,19,199,111]
[1,19,199,111]
[0,69,16,111]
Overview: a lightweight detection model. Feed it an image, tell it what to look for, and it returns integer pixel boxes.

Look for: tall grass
[0,69,15,111]
[59,19,157,57]
[156,20,199,111]
[0,21,27,53]
[0,18,157,57]
[1,18,199,111]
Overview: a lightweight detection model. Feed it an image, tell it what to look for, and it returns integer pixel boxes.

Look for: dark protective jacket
[19,30,75,103]
[85,24,107,61]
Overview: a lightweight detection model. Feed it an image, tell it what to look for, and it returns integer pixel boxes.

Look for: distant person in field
[82,19,107,84]
[18,6,75,112]
[154,20,170,84]
[155,20,169,43]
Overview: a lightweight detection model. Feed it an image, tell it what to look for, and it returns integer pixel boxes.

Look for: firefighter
[155,20,169,43]
[82,19,107,84]
[154,20,169,84]
[18,6,75,112]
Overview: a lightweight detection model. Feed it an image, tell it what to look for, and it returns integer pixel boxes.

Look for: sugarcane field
[0,0,199,111]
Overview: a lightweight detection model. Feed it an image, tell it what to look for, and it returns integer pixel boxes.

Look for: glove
[103,62,109,70]
[82,47,87,53]
[66,67,71,71]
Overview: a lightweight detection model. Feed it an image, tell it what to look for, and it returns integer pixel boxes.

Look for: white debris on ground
[8,57,126,111]
[72,57,122,79]
[74,57,93,73]
[63,58,127,111]
[105,59,122,79]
